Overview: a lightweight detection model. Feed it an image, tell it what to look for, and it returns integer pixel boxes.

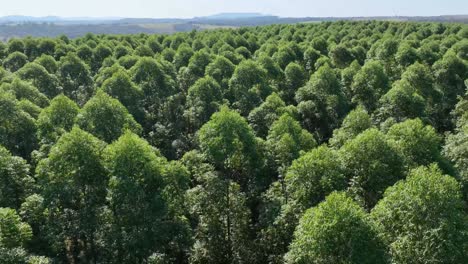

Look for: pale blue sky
[2,0,468,18]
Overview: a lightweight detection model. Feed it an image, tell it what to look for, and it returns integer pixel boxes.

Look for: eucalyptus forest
[0,21,467,263]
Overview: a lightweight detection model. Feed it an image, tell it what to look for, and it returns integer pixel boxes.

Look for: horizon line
[0,13,467,20]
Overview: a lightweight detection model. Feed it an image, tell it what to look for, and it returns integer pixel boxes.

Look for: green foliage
[205,55,235,88]
[0,91,37,158]
[7,39,25,54]
[36,127,107,263]
[16,62,60,98]
[228,60,271,115]
[352,60,390,111]
[432,51,468,129]
[339,128,404,208]
[17,100,42,119]
[0,208,36,264]
[400,62,438,105]
[3,52,28,72]
[374,80,426,123]
[184,76,223,131]
[0,21,466,263]
[173,45,194,70]
[285,192,387,264]
[198,106,259,184]
[0,78,49,108]
[76,90,142,143]
[19,194,49,256]
[57,53,93,104]
[386,119,442,168]
[444,95,468,198]
[37,94,79,144]
[296,65,349,139]
[285,146,346,209]
[329,44,354,68]
[303,47,321,72]
[188,172,253,264]
[188,50,212,78]
[101,69,143,122]
[248,92,293,138]
[371,165,468,264]
[266,114,316,171]
[0,146,34,209]
[283,62,307,103]
[103,131,177,262]
[92,44,112,72]
[330,106,373,148]
[257,54,283,82]
[129,57,176,117]
[341,60,361,100]
[0,208,32,249]
[395,43,418,67]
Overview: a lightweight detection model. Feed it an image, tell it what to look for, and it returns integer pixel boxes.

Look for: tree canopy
[0,20,466,264]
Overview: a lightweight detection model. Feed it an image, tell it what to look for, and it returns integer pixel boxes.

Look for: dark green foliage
[7,39,25,54]
[228,60,271,116]
[341,60,361,101]
[57,53,93,104]
[296,65,349,140]
[184,76,223,131]
[303,47,321,72]
[129,57,176,118]
[374,80,426,123]
[329,44,354,68]
[101,69,144,122]
[103,132,172,263]
[444,92,468,199]
[432,51,468,129]
[3,52,28,72]
[248,92,293,138]
[283,62,307,104]
[0,91,37,158]
[395,43,418,67]
[188,172,253,264]
[0,147,34,209]
[0,78,49,108]
[34,54,58,74]
[205,55,235,88]
[36,127,107,263]
[174,45,194,70]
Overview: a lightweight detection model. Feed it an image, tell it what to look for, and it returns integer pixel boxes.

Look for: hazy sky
[2,0,468,18]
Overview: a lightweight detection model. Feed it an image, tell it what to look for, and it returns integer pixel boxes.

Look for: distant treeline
[0,23,201,40]
[0,15,467,40]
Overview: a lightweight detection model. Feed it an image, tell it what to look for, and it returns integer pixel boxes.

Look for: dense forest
[0,20,467,263]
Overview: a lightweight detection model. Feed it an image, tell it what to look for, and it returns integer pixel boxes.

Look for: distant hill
[0,13,467,40]
[196,13,267,20]
[0,15,63,23]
